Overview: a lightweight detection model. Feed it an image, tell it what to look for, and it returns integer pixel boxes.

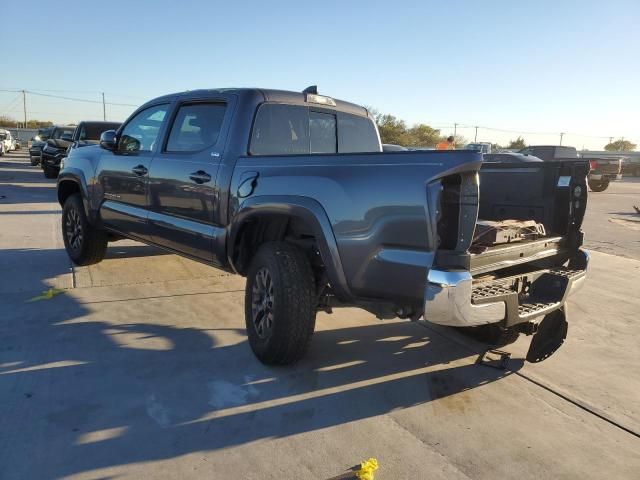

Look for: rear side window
[166,103,227,152]
[338,113,380,153]
[250,104,309,155]
[309,111,336,154]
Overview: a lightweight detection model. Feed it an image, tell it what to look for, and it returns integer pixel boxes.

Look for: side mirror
[61,133,73,142]
[100,130,118,151]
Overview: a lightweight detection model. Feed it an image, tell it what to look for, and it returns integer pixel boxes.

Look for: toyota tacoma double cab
[57,87,589,365]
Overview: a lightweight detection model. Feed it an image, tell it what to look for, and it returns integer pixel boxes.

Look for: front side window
[118,104,168,153]
[166,102,227,152]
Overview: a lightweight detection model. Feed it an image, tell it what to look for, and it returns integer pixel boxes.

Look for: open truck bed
[425,158,589,361]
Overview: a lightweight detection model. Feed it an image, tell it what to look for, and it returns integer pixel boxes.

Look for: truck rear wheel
[244,241,316,365]
[588,179,609,192]
[62,194,108,266]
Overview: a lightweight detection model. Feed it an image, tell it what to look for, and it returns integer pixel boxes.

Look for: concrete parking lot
[1,149,638,479]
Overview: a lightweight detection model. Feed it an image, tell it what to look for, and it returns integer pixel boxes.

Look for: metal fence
[6,128,39,142]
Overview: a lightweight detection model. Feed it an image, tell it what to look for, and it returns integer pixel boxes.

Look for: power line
[0,93,22,116]
[25,90,139,107]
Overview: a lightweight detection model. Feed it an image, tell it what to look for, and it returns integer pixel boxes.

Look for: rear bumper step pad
[472,267,586,326]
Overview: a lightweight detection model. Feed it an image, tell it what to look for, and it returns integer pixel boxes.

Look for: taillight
[589,160,597,171]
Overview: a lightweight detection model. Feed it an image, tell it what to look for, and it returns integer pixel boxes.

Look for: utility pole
[454,123,458,138]
[474,126,478,142]
[102,92,106,121]
[559,132,564,146]
[22,90,27,129]
[609,136,613,145]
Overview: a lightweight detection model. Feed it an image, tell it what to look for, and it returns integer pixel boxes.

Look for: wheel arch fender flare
[57,169,92,221]
[227,195,353,301]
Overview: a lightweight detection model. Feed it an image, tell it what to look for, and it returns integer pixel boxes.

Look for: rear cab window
[250,103,379,156]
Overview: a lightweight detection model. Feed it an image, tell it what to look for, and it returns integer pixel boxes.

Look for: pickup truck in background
[57,87,589,365]
[465,142,492,154]
[41,120,121,178]
[29,127,53,165]
[519,145,622,192]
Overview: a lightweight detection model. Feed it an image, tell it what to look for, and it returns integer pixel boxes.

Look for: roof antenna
[303,85,318,94]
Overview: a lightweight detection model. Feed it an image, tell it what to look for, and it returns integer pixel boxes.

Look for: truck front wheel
[244,242,316,365]
[62,194,108,266]
[588,178,609,192]
[43,165,58,179]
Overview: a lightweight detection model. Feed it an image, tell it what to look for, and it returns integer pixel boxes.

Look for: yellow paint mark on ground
[27,288,65,302]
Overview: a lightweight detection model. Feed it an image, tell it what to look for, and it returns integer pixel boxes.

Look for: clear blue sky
[2,0,638,149]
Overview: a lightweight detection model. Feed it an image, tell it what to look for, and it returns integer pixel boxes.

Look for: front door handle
[131,165,148,176]
[189,170,212,184]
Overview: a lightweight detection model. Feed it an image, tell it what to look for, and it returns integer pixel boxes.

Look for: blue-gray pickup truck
[57,87,590,365]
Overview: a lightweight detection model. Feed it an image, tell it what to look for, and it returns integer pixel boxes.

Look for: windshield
[79,123,120,141]
[0,133,6,140]
[52,128,75,140]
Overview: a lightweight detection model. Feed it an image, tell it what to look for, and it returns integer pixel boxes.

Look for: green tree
[507,136,526,149]
[0,115,53,129]
[375,113,409,145]
[406,124,441,148]
[604,138,636,151]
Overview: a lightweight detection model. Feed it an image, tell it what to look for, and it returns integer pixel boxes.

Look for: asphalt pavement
[1,149,638,479]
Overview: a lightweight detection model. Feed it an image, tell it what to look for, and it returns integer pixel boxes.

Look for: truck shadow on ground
[0,251,523,478]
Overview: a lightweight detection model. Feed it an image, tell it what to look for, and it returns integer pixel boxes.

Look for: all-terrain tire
[588,179,609,192]
[43,165,58,179]
[29,155,38,165]
[244,241,316,365]
[61,194,108,266]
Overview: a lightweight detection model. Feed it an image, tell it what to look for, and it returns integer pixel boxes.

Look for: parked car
[0,129,14,154]
[0,130,8,156]
[465,142,492,154]
[57,87,589,365]
[36,125,75,175]
[41,121,121,178]
[621,156,640,176]
[519,145,621,192]
[382,144,408,151]
[29,127,54,165]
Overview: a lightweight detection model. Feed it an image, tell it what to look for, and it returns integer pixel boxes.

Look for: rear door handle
[189,170,212,184]
[131,165,148,176]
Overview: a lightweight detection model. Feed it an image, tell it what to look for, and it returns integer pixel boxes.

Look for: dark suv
[41,121,121,178]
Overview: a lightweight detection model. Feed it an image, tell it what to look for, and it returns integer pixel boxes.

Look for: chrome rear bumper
[423,249,589,327]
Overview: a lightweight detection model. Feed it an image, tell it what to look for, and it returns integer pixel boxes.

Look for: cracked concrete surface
[1,151,639,479]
